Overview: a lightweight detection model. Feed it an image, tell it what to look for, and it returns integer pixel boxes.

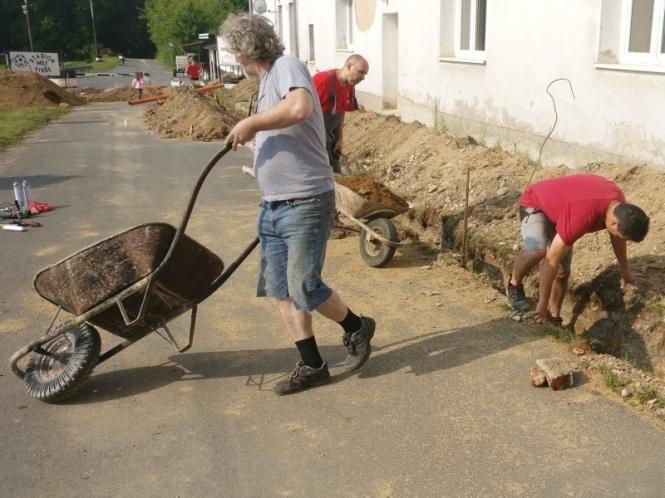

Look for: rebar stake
[461,168,471,268]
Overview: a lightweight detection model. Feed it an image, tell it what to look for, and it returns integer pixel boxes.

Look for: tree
[0,0,156,60]
[144,0,245,65]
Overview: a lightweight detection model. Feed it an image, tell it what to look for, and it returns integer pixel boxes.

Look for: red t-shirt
[519,174,625,246]
[186,63,200,80]
[312,69,356,114]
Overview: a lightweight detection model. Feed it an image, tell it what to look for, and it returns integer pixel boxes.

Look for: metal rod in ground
[461,168,471,268]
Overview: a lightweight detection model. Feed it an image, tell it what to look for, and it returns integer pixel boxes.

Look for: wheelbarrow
[334,181,408,268]
[9,145,259,403]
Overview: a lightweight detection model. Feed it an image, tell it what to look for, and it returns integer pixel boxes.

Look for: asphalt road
[1,99,665,496]
[78,57,175,89]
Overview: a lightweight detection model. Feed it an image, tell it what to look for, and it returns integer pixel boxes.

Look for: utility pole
[21,0,34,51]
[89,0,99,59]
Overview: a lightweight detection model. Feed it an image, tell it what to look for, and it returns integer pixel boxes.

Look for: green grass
[594,364,628,394]
[593,364,665,411]
[0,107,69,149]
[645,296,665,318]
[63,56,117,73]
[539,323,575,343]
[634,384,665,409]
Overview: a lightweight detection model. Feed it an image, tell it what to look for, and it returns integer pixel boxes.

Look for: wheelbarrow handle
[153,144,232,279]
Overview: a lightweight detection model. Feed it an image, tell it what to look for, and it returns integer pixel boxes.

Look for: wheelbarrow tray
[335,183,408,220]
[33,223,224,338]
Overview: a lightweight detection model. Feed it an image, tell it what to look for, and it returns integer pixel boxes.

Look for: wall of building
[286,0,665,170]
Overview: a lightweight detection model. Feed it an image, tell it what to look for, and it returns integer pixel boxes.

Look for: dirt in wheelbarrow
[334,175,409,212]
[340,108,665,382]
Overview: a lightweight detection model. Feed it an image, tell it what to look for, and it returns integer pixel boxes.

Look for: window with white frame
[455,0,486,58]
[336,0,354,49]
[621,0,665,64]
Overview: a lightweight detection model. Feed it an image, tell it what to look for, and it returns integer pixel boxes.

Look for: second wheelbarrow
[334,176,409,267]
[9,144,259,403]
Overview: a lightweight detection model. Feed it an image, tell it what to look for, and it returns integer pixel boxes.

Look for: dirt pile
[80,85,166,103]
[0,71,84,107]
[342,110,665,376]
[143,87,241,141]
[335,175,408,211]
[225,77,259,102]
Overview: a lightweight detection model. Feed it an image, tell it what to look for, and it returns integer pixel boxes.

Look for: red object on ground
[29,201,53,213]
[128,94,168,105]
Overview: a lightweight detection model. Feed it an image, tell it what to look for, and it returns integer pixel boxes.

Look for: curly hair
[220,13,284,62]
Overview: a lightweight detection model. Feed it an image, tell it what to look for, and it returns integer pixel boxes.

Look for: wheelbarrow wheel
[358,218,398,268]
[24,323,101,403]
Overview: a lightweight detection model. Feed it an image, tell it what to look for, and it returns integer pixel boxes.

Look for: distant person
[131,72,144,99]
[118,54,125,65]
[185,57,201,82]
[506,174,649,324]
[312,54,369,173]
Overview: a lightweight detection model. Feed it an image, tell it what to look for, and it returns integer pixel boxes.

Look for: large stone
[535,358,574,391]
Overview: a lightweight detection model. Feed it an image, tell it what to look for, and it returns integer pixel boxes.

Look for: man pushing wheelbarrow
[222,14,375,395]
[9,14,376,403]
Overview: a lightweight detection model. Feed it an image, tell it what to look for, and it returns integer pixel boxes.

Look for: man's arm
[610,234,641,287]
[535,234,570,322]
[226,88,313,149]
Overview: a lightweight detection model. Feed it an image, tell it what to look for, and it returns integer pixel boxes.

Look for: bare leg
[510,249,546,286]
[316,290,348,322]
[548,267,570,319]
[276,298,313,342]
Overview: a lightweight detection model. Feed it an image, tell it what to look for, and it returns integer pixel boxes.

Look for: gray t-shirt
[254,55,334,201]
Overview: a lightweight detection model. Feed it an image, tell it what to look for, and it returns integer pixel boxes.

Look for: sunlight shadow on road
[69,317,538,403]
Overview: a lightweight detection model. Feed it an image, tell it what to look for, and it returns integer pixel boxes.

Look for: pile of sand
[80,85,166,103]
[220,77,259,102]
[0,72,85,107]
[143,87,241,141]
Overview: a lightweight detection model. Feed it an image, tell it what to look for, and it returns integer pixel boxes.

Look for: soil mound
[80,85,166,103]
[0,71,84,107]
[226,77,259,102]
[143,87,241,141]
[335,175,408,211]
[342,109,665,376]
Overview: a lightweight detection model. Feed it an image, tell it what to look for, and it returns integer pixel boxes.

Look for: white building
[256,0,665,170]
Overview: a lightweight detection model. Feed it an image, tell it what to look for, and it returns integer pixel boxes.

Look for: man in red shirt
[506,174,649,323]
[186,57,201,81]
[312,54,369,173]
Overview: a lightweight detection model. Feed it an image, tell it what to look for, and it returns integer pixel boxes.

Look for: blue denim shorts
[520,207,572,271]
[256,190,335,311]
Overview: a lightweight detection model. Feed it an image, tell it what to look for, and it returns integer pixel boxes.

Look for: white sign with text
[9,51,60,76]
